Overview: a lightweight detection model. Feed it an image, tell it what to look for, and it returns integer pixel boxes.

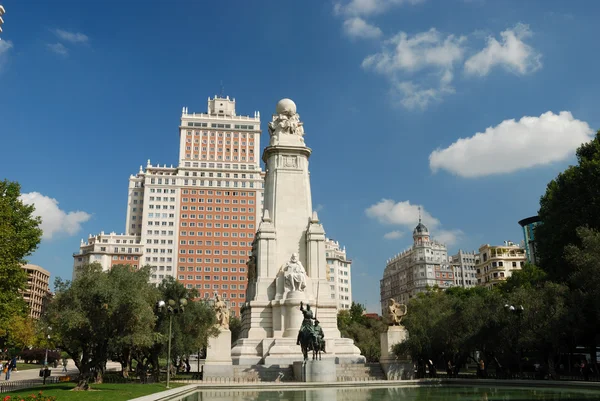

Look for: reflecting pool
[174,386,600,401]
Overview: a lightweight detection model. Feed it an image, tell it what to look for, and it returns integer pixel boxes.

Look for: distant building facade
[21,264,50,319]
[73,96,265,317]
[73,232,143,276]
[325,238,352,310]
[476,242,526,289]
[380,219,454,312]
[450,250,479,288]
[518,215,541,265]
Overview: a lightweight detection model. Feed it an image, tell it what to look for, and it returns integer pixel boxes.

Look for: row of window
[180,214,254,221]
[149,188,177,194]
[181,222,255,229]
[178,257,247,264]
[179,275,246,281]
[179,266,245,272]
[181,178,256,186]
[179,249,247,256]
[182,162,258,170]
[179,240,251,246]
[180,231,254,238]
[185,154,254,162]
[185,127,254,134]
[148,197,176,202]
[185,147,254,154]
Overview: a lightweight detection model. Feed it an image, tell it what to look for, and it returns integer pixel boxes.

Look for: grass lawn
[2,382,182,401]
[14,363,46,371]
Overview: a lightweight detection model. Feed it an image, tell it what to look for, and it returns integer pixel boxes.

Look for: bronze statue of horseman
[297,302,326,360]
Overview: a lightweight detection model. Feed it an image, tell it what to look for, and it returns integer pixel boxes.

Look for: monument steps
[232,365,295,382]
[336,363,387,381]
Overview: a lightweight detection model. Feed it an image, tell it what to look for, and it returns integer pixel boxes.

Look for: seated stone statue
[283,253,307,292]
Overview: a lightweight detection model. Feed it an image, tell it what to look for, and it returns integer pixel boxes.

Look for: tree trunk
[73,362,92,391]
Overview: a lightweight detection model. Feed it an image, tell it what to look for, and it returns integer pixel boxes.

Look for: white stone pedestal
[203,329,233,379]
[380,326,414,380]
[293,359,336,382]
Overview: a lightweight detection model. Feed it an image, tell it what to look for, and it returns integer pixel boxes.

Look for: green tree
[564,227,600,367]
[395,287,508,375]
[132,277,217,379]
[536,131,600,282]
[500,264,547,293]
[338,302,386,362]
[46,264,158,390]
[0,180,43,346]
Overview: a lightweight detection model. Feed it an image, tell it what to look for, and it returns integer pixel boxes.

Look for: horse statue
[297,302,326,360]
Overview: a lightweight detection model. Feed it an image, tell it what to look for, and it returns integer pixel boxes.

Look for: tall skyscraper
[74,96,264,317]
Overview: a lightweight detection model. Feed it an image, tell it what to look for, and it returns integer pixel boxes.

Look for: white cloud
[383,230,403,239]
[335,0,424,17]
[366,199,440,228]
[20,192,92,240]
[54,29,89,44]
[366,199,462,246]
[464,23,541,76]
[434,229,464,247]
[429,111,594,178]
[0,39,13,73]
[343,17,382,39]
[363,29,466,73]
[47,43,68,56]
[393,80,453,110]
[362,28,466,109]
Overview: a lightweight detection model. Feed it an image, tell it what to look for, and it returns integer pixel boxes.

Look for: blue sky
[1,0,599,312]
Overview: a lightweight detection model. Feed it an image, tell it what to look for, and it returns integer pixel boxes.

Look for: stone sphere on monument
[276,98,297,116]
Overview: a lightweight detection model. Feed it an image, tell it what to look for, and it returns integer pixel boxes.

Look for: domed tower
[413,207,430,245]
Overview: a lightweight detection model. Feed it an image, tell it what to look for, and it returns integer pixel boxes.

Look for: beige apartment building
[476,242,526,289]
[21,264,51,319]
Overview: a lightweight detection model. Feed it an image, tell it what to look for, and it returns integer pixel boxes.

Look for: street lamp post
[505,304,524,378]
[43,326,52,385]
[158,298,187,389]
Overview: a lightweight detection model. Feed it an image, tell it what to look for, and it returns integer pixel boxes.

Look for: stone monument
[380,299,413,380]
[203,293,233,379]
[231,99,364,366]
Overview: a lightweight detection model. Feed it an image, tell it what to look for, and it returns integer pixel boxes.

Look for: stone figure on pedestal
[283,253,307,292]
[267,98,305,145]
[387,299,408,326]
[214,293,230,330]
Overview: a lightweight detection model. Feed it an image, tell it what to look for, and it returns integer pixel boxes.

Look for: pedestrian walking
[4,358,14,380]
[62,358,68,373]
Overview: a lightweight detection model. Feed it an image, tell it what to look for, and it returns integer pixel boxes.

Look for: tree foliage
[46,264,158,390]
[338,302,387,362]
[564,227,600,362]
[394,280,570,377]
[536,131,600,282]
[0,180,43,346]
